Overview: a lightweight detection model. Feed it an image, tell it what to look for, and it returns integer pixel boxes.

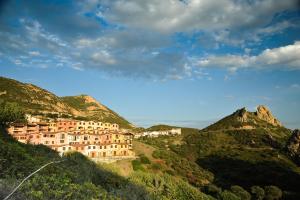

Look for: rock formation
[255,105,282,127]
[235,107,248,123]
[286,129,300,165]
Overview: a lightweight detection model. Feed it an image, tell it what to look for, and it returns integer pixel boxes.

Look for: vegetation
[0,100,26,124]
[0,76,133,128]
[0,126,213,199]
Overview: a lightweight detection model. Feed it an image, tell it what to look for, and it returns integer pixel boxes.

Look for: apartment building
[7,120,134,162]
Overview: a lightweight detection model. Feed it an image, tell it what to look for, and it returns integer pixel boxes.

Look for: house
[135,128,182,138]
[6,120,135,163]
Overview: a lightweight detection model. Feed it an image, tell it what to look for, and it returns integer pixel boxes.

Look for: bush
[264,186,282,200]
[220,190,241,200]
[0,100,26,124]
[131,160,144,171]
[140,155,151,164]
[251,186,265,200]
[151,163,162,170]
[203,184,222,198]
[230,185,251,200]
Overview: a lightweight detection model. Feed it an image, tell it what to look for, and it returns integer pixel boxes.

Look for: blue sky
[0,0,300,128]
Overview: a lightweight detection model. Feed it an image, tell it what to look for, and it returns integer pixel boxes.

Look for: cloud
[102,0,298,33]
[29,51,40,56]
[291,84,300,89]
[0,0,299,80]
[196,41,300,71]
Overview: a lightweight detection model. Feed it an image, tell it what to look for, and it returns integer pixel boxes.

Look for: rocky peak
[78,95,109,111]
[235,107,248,122]
[287,129,300,165]
[255,105,282,127]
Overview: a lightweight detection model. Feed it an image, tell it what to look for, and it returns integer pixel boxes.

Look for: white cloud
[91,50,116,65]
[29,51,40,56]
[102,0,298,33]
[196,41,300,71]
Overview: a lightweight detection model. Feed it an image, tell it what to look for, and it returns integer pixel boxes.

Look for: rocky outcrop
[286,129,300,165]
[235,107,248,123]
[255,105,282,127]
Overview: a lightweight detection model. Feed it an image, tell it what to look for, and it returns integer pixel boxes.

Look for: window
[63,147,66,150]
[88,146,91,149]
[93,146,95,149]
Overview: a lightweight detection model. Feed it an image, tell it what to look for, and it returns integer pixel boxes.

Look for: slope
[0,76,132,128]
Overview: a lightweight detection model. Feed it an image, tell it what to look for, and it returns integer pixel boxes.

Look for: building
[7,120,134,162]
[135,128,181,138]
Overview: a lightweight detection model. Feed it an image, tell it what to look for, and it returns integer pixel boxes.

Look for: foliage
[203,184,222,198]
[250,186,265,200]
[0,100,26,124]
[129,172,214,200]
[230,185,251,200]
[140,154,151,164]
[264,186,282,200]
[131,160,145,171]
[219,190,240,200]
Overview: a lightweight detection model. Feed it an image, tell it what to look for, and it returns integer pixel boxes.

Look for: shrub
[251,186,265,200]
[203,184,222,198]
[131,160,144,171]
[140,155,151,164]
[152,150,161,159]
[151,163,162,170]
[230,185,251,200]
[220,190,241,200]
[165,169,175,176]
[264,186,282,200]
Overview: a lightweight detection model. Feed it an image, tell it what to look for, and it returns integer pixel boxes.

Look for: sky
[0,0,300,129]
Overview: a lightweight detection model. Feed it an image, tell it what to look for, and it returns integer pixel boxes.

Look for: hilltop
[137,106,300,199]
[0,76,133,128]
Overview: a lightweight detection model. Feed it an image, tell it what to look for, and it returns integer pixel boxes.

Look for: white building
[135,128,181,138]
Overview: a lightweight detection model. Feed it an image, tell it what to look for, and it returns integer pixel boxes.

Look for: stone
[256,105,282,127]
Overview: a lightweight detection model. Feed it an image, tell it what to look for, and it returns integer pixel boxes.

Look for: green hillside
[138,108,300,200]
[0,127,214,200]
[0,76,132,128]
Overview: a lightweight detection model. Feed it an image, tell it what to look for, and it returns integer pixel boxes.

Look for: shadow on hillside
[197,155,300,194]
[0,128,150,200]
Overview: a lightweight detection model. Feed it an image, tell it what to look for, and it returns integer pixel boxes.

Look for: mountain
[0,76,133,128]
[204,105,282,132]
[138,106,300,199]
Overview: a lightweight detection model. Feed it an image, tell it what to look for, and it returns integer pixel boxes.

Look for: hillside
[138,107,300,199]
[0,127,213,200]
[0,76,133,128]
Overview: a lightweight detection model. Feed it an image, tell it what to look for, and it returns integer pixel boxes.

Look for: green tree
[0,100,26,125]
[230,185,251,200]
[251,186,265,200]
[264,186,282,200]
[220,190,241,200]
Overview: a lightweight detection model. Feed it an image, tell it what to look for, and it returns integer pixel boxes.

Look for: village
[6,115,135,162]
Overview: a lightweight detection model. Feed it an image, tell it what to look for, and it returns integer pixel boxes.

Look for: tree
[264,186,282,200]
[220,190,241,200]
[0,100,26,125]
[251,186,265,200]
[230,185,251,200]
